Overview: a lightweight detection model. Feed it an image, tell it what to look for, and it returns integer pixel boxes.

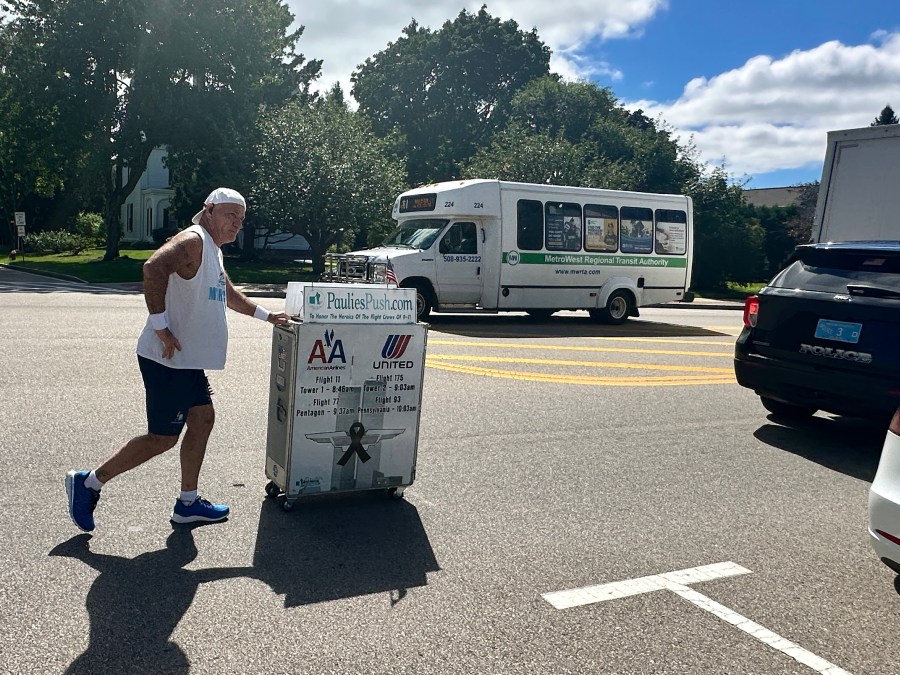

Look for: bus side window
[585,204,618,252]
[517,199,543,251]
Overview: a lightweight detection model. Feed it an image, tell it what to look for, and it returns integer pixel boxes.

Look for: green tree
[871,104,899,126]
[463,78,699,194]
[688,168,765,289]
[252,92,406,274]
[352,6,551,185]
[2,0,320,258]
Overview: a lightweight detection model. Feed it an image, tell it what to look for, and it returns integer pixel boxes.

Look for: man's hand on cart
[266,312,291,326]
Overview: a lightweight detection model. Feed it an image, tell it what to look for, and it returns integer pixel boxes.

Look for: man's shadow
[50,526,249,675]
[51,496,439,672]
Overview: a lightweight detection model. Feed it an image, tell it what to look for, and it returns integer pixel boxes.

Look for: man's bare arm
[142,231,202,358]
[142,232,203,313]
[225,274,290,325]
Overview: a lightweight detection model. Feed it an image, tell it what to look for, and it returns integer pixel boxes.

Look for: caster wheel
[387,487,405,500]
[265,481,280,498]
[279,496,295,512]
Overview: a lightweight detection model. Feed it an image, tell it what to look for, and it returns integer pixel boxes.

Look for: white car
[869,410,900,575]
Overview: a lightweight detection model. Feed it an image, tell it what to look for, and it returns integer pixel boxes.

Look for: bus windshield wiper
[847,284,900,299]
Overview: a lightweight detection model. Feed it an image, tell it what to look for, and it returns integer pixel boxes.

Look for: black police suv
[734,242,900,422]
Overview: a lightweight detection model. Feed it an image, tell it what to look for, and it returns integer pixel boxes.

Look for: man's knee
[147,433,180,452]
[186,404,215,432]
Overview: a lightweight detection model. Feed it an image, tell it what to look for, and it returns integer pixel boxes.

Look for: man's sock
[84,471,104,492]
[179,489,198,505]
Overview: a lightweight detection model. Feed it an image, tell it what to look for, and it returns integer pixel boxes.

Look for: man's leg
[170,403,229,524]
[178,403,215,491]
[66,433,179,532]
[96,433,181,483]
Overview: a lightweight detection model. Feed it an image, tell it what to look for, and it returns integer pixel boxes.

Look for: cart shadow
[49,525,247,675]
[752,415,886,482]
[427,313,729,339]
[252,494,440,608]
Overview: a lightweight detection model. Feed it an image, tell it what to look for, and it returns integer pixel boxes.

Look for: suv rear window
[771,248,900,293]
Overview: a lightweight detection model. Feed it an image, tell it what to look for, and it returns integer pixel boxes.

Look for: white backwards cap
[191,187,246,225]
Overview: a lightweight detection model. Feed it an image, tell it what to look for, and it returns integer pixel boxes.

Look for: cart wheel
[280,497,295,512]
[265,481,280,499]
[387,487,405,500]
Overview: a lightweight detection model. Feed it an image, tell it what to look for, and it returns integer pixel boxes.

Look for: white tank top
[136,225,228,370]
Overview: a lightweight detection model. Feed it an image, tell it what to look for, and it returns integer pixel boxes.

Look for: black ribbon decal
[337,421,371,466]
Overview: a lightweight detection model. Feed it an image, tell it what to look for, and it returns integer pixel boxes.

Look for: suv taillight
[743,295,759,328]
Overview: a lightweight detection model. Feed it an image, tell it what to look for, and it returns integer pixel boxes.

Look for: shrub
[26,230,93,254]
[74,212,105,246]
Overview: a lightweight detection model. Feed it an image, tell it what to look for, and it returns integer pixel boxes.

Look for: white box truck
[323,179,694,323]
[813,124,900,242]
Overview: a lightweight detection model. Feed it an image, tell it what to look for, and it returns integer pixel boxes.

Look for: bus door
[435,221,482,304]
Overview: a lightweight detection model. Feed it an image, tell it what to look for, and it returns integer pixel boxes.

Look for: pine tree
[871,105,899,126]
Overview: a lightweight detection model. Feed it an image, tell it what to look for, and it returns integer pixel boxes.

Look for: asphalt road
[1,267,898,675]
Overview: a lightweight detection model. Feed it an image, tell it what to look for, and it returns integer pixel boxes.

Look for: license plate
[814,319,862,344]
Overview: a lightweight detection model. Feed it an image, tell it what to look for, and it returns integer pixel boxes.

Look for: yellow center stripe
[428,339,733,358]
[428,354,733,374]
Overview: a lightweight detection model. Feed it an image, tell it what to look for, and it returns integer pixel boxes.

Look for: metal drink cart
[264,283,426,511]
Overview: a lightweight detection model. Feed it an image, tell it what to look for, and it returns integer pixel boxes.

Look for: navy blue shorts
[138,356,214,437]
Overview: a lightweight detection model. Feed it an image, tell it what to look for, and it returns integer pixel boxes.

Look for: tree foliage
[871,104,899,126]
[689,168,765,288]
[1,0,320,257]
[352,6,551,185]
[252,92,406,274]
[463,78,699,193]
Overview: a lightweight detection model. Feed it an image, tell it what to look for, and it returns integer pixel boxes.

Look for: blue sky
[293,2,900,188]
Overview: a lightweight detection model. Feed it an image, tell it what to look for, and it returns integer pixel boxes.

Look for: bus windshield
[383,219,448,250]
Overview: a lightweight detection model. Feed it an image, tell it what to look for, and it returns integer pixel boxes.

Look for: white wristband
[149,311,168,331]
[253,305,271,322]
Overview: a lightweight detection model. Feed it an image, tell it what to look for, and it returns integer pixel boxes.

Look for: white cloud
[626,33,900,179]
[286,0,666,95]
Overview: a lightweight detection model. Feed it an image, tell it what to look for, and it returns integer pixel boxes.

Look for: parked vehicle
[323,179,694,322]
[813,124,900,243]
[869,409,900,575]
[734,242,900,422]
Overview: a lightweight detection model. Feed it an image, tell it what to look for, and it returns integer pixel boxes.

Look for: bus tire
[592,290,632,325]
[403,281,433,321]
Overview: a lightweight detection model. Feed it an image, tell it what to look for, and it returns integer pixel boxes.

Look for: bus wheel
[406,283,432,321]
[592,290,632,325]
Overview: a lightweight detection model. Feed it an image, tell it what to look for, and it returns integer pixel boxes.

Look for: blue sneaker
[170,497,230,524]
[66,470,100,532]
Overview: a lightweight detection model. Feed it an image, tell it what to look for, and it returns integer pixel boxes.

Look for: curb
[0,262,88,284]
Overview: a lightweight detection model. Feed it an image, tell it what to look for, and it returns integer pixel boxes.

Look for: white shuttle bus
[323,179,694,323]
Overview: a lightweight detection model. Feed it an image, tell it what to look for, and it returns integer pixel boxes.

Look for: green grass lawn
[5,249,316,285]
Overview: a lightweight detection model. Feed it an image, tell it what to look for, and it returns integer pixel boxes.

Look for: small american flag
[385,258,397,285]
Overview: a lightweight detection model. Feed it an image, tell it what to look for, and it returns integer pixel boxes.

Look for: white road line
[543,562,852,675]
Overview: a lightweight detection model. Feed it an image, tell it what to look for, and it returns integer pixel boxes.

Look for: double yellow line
[426,339,735,387]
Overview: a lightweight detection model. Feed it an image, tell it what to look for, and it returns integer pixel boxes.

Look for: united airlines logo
[374,334,415,370]
[381,335,412,359]
[308,329,347,364]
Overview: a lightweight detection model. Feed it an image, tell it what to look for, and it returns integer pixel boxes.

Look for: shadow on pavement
[50,495,438,672]
[427,313,731,339]
[49,525,246,675]
[252,493,439,608]
[752,415,886,482]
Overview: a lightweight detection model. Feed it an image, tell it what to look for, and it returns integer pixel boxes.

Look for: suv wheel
[759,396,817,419]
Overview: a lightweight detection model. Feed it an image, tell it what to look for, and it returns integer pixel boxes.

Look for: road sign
[18,225,26,237]
[14,212,25,228]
